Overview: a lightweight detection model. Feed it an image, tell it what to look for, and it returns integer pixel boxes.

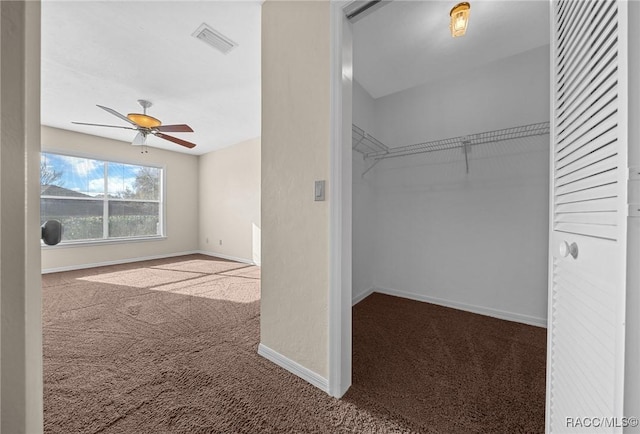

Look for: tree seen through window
[40,152,163,242]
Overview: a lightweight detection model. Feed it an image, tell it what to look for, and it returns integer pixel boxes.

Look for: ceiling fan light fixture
[75,102,196,149]
[450,2,471,38]
[132,131,147,146]
[127,113,162,128]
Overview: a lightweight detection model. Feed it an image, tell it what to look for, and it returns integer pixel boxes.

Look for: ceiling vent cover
[192,23,238,54]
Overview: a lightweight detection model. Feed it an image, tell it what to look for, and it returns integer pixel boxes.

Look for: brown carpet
[43,254,546,433]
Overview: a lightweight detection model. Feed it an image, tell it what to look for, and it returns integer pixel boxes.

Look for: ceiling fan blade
[72,121,138,130]
[96,104,138,126]
[154,132,196,149]
[154,124,194,133]
[132,132,147,146]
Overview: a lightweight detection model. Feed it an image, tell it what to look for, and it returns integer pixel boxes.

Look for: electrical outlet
[206,237,209,244]
[219,239,223,246]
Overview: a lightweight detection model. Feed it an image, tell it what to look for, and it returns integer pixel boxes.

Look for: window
[40,152,164,244]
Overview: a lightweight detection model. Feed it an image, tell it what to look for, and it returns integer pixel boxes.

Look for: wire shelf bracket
[352,125,389,155]
[352,125,390,178]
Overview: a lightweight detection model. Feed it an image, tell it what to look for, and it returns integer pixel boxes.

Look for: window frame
[40,150,167,247]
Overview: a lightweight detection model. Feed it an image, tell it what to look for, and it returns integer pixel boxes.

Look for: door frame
[328,1,353,398]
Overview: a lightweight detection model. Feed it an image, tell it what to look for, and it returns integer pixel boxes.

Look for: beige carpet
[43,254,546,433]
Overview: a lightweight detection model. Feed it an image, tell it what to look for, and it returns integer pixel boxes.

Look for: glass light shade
[127,113,162,128]
[450,2,470,37]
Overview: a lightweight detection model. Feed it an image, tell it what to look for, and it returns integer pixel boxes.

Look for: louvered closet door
[547,1,628,432]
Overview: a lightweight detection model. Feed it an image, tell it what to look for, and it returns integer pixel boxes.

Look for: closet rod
[352,121,550,161]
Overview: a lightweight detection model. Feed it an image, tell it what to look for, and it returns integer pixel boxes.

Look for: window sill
[41,236,167,249]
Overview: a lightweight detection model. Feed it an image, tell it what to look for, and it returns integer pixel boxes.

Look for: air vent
[192,23,238,54]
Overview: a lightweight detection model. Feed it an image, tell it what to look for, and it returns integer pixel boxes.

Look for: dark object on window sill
[41,220,63,246]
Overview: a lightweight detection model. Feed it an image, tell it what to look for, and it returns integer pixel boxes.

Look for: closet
[348,0,635,429]
[351,0,551,328]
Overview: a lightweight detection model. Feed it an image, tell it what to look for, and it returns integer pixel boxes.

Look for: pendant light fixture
[450,2,471,37]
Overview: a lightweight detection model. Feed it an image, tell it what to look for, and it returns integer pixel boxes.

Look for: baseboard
[352,287,375,306]
[41,250,202,274]
[373,287,548,328]
[41,250,254,274]
[196,250,255,266]
[257,343,329,394]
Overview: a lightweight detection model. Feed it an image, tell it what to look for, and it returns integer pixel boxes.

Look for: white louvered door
[547,1,628,433]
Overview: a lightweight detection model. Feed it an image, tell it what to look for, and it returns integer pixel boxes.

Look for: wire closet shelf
[353,120,550,164]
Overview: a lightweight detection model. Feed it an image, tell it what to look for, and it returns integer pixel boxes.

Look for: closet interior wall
[353,46,551,326]
[353,80,377,300]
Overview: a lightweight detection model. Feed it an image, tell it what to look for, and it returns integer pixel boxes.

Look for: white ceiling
[42,1,548,155]
[41,1,261,156]
[353,0,550,98]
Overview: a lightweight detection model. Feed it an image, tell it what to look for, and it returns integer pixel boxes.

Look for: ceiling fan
[72,99,196,149]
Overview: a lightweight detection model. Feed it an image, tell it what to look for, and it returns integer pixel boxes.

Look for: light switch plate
[315,180,325,201]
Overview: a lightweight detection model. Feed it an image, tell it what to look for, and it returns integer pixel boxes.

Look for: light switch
[315,180,325,201]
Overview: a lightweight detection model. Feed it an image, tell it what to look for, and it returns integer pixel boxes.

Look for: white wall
[41,126,199,271]
[375,46,550,148]
[199,137,261,265]
[352,81,377,302]
[261,0,331,381]
[353,45,550,326]
[352,79,376,134]
[371,135,549,325]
